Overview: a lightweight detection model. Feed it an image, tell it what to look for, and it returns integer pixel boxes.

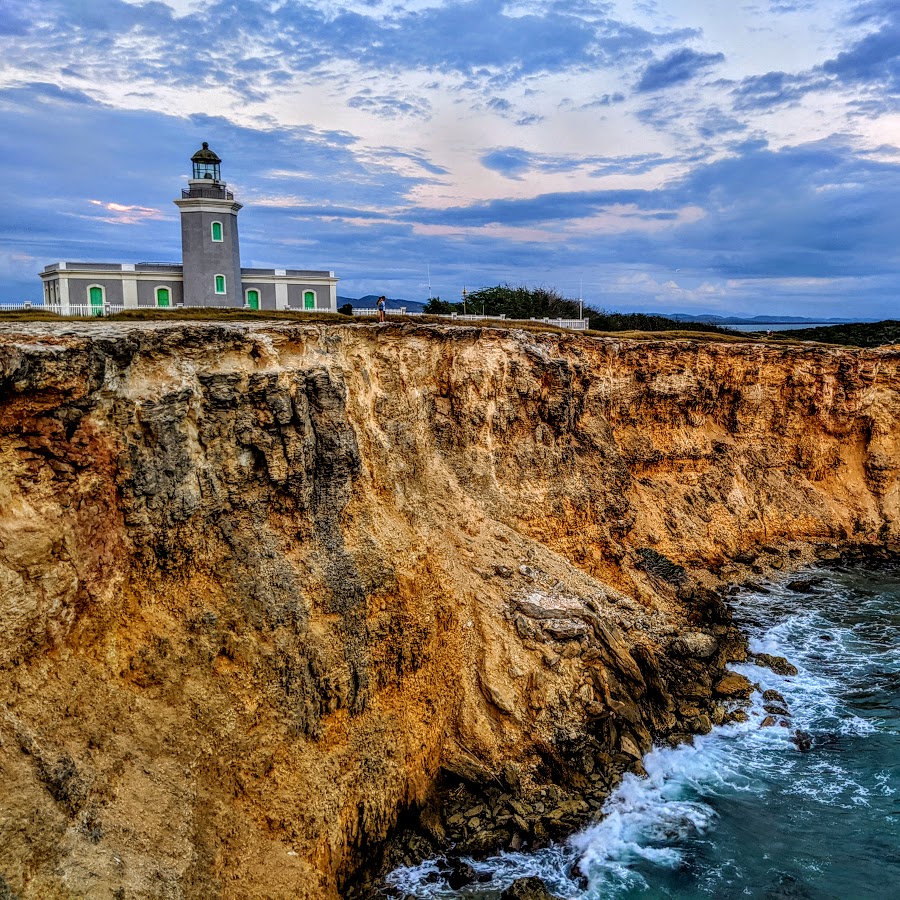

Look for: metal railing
[354,307,407,316]
[181,187,234,201]
[350,309,589,331]
[529,317,589,330]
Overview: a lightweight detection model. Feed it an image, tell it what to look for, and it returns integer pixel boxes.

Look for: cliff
[0,321,898,899]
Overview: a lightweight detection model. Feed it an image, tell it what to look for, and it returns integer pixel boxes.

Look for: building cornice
[173,198,243,215]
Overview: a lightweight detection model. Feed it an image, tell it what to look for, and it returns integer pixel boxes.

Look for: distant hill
[668,313,865,325]
[339,295,427,313]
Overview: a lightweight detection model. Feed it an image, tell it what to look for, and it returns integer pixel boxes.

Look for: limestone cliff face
[0,321,898,899]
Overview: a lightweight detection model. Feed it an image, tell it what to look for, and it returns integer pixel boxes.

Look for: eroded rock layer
[0,321,898,899]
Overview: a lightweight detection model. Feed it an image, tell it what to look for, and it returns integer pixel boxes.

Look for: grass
[0,308,777,343]
[4,307,892,349]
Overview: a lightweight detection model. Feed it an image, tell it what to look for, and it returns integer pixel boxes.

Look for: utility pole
[462,286,467,315]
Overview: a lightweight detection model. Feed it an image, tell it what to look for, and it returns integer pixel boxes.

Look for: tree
[423,296,460,314]
[466,284,581,319]
[338,303,354,316]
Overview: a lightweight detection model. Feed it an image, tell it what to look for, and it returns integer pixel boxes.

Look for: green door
[156,288,170,308]
[89,286,103,316]
[247,290,260,310]
[304,291,315,310]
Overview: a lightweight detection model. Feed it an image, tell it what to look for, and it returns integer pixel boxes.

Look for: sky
[1,0,899,317]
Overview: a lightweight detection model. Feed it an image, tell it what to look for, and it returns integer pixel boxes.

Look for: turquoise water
[388,562,900,899]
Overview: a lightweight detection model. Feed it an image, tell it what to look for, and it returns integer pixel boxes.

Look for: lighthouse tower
[174,142,243,307]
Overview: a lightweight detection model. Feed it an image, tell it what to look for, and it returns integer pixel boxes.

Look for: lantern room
[191,142,222,182]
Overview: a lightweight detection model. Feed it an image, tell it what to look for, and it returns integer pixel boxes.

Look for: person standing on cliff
[377,296,386,323]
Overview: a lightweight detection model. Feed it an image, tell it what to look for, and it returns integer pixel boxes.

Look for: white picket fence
[0,302,320,317]
[1,302,590,331]
[355,308,589,331]
[0,302,122,316]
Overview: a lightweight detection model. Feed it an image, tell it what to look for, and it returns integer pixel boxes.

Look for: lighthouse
[40,142,338,313]
[174,142,244,308]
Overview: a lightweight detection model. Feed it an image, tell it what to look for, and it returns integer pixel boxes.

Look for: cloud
[480,148,533,178]
[1,0,705,108]
[86,200,165,225]
[730,70,829,110]
[348,90,432,119]
[697,108,747,138]
[822,19,900,93]
[730,3,900,112]
[768,1,817,11]
[637,47,725,92]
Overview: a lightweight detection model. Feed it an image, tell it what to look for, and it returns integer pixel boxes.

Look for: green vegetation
[769,320,900,348]
[425,284,733,334]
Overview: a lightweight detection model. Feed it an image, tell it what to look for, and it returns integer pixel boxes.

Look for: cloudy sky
[1,0,899,317]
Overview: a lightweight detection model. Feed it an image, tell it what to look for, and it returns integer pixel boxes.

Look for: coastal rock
[786,578,822,594]
[542,619,590,640]
[713,673,754,698]
[753,653,800,676]
[500,876,561,899]
[446,860,478,889]
[670,632,719,658]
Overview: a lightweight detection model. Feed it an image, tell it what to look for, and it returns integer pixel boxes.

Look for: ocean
[388,560,900,898]
[724,323,840,332]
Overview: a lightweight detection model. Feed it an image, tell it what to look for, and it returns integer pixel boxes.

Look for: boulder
[446,860,477,890]
[542,619,590,640]
[713,673,753,698]
[670,632,718,659]
[514,594,587,621]
[595,623,646,685]
[500,876,561,900]
[682,681,713,700]
[753,653,799,676]
[786,578,822,593]
[762,688,786,704]
[686,714,712,735]
[441,749,494,786]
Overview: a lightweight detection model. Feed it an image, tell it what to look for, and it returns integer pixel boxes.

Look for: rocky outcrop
[0,320,898,899]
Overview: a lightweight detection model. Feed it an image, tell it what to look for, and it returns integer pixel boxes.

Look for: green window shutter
[211,221,223,242]
[215,275,226,294]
